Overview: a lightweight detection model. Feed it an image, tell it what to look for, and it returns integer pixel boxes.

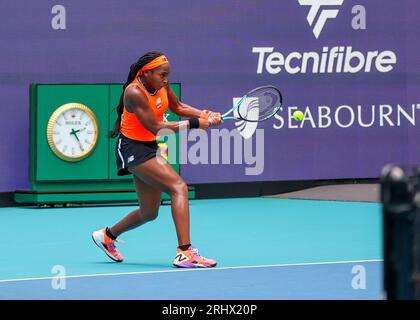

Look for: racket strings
[239,87,282,122]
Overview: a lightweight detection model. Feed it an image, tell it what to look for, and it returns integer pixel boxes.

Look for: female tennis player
[92,51,222,268]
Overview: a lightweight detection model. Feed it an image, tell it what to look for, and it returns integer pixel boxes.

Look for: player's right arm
[125,86,212,134]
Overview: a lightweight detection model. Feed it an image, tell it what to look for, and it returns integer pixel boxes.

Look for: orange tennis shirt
[120,78,169,141]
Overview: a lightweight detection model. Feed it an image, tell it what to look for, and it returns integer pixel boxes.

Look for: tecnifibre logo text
[253,2,398,75]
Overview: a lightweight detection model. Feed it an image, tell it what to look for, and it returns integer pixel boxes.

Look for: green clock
[46,103,99,162]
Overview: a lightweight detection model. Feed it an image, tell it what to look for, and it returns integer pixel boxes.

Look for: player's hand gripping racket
[221,85,282,122]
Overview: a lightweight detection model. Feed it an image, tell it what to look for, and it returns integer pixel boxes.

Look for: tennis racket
[221,85,282,122]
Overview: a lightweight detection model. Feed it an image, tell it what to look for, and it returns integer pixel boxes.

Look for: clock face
[47,103,99,162]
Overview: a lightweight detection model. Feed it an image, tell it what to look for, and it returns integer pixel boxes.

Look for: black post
[381,165,415,300]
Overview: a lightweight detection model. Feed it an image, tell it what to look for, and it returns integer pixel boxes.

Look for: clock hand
[69,128,79,139]
[76,138,84,152]
[73,127,87,134]
[69,129,84,152]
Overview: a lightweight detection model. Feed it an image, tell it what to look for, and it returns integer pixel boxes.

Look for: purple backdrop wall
[0,1,419,191]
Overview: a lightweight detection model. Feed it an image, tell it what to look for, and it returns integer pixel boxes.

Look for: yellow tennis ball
[293,110,304,121]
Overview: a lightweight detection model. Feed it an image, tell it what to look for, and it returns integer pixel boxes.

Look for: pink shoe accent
[92,228,124,262]
[173,246,217,268]
[103,241,124,262]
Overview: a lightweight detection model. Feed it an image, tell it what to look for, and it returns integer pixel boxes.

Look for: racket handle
[221,116,236,120]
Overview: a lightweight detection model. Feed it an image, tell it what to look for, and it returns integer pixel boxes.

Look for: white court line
[0,259,383,284]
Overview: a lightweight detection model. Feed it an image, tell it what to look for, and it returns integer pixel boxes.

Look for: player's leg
[128,157,190,246]
[92,178,162,263]
[109,176,162,237]
[128,156,217,268]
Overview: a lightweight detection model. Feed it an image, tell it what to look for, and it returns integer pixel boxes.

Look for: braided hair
[109,51,165,138]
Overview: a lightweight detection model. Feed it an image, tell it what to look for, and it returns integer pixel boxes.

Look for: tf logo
[298,0,344,39]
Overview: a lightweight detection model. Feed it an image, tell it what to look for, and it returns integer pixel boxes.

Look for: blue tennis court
[0,198,383,300]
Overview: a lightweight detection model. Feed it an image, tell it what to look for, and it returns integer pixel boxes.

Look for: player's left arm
[165,83,221,121]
